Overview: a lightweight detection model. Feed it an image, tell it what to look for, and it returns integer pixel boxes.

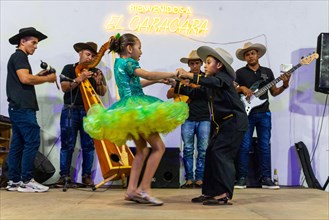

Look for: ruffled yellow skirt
[83,95,189,146]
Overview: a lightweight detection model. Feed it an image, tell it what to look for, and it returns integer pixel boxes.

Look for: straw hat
[197,46,236,80]
[180,50,202,63]
[73,42,98,54]
[9,27,47,45]
[236,42,266,61]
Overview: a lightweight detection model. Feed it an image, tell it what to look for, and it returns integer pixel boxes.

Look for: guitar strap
[250,80,264,91]
[251,67,268,91]
[250,67,268,91]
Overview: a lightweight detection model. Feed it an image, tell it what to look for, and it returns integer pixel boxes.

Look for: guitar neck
[254,63,302,97]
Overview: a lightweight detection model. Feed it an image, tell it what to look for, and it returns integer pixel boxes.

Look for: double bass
[75,38,134,190]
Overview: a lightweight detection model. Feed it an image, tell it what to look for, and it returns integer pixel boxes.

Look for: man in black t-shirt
[57,42,107,186]
[234,42,290,190]
[6,27,56,192]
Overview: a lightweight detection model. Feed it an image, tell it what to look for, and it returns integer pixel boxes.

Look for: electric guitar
[240,52,319,115]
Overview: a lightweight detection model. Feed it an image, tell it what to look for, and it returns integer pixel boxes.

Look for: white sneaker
[6,180,22,191]
[17,179,49,193]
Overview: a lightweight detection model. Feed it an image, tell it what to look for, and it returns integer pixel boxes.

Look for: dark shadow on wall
[289,48,328,117]
[37,95,62,153]
[287,48,328,186]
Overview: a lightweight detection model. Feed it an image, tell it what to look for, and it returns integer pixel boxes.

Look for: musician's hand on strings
[240,86,253,99]
[81,69,94,80]
[93,69,104,85]
[279,74,290,88]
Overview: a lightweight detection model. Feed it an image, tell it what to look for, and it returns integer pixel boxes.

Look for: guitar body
[239,53,319,115]
[240,93,267,116]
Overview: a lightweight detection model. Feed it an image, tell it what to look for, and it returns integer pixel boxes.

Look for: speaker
[0,151,55,186]
[247,138,261,187]
[33,151,56,183]
[130,147,180,188]
[315,33,329,94]
[234,137,261,187]
[152,148,180,188]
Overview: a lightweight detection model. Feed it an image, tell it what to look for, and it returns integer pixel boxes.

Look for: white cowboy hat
[180,50,202,63]
[197,46,236,80]
[236,42,266,61]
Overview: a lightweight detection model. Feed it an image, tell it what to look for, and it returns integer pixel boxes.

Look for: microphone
[60,74,75,82]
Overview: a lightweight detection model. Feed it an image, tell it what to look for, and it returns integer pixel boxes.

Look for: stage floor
[1,186,328,219]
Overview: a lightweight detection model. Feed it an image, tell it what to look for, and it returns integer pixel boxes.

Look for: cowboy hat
[236,42,266,61]
[73,42,98,55]
[180,50,202,63]
[197,46,236,80]
[9,27,47,45]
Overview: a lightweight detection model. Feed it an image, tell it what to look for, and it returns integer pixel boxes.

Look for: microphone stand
[63,81,73,192]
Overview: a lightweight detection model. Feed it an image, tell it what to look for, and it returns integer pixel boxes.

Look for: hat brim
[180,57,202,64]
[9,30,47,45]
[197,46,236,80]
[236,43,266,61]
[73,43,97,54]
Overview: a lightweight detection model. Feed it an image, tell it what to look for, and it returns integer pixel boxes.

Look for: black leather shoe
[202,196,232,205]
[55,176,70,187]
[82,175,94,186]
[181,180,194,189]
[191,195,211,203]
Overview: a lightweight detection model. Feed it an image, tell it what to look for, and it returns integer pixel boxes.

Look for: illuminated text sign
[105,4,209,36]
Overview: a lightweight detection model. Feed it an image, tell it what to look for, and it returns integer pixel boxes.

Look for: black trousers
[202,130,245,199]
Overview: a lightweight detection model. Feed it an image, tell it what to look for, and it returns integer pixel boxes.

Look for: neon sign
[105,4,209,36]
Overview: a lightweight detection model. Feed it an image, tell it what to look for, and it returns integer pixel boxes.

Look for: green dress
[83,57,189,146]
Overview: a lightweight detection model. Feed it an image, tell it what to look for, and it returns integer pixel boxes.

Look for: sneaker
[260,177,280,189]
[234,177,247,189]
[6,180,22,191]
[17,179,49,192]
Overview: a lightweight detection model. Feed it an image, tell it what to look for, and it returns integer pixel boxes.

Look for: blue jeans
[7,108,40,182]
[60,106,94,177]
[181,120,210,181]
[238,112,272,179]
